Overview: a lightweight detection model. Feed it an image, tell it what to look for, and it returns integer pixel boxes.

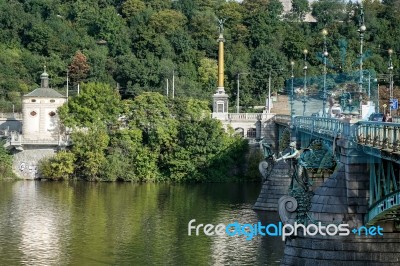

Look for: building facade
[21,69,67,143]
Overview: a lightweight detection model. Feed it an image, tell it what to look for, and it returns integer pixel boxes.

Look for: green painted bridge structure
[273,114,400,230]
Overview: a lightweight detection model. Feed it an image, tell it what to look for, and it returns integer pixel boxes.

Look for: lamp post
[267,68,282,113]
[358,4,366,96]
[341,92,353,117]
[236,72,248,113]
[358,3,366,115]
[295,86,309,117]
[268,70,272,113]
[361,69,374,100]
[377,80,380,111]
[322,29,328,117]
[303,49,308,116]
[388,49,394,115]
[290,61,295,118]
[362,70,378,114]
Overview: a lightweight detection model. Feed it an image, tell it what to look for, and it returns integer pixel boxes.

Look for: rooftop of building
[23,67,66,98]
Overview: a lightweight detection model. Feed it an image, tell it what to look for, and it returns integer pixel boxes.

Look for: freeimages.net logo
[188,219,383,241]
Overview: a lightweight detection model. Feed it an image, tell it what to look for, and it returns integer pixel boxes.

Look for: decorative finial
[40,65,49,88]
[358,3,366,33]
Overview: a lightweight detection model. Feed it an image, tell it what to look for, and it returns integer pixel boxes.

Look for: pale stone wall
[12,146,56,179]
[22,97,66,141]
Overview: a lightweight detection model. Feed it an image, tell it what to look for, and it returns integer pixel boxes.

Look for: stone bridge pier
[281,124,400,265]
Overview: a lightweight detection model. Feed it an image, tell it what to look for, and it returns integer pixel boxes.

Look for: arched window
[31,99,36,102]
[30,111,37,116]
[49,111,56,117]
[247,128,256,138]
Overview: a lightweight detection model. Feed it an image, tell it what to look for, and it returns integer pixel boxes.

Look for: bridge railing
[355,121,400,151]
[294,116,347,138]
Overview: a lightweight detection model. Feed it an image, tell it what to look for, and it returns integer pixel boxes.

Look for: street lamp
[375,74,392,112]
[388,49,394,115]
[295,87,307,115]
[303,49,308,116]
[267,68,283,113]
[361,70,376,103]
[322,29,328,117]
[358,3,366,115]
[236,72,248,113]
[290,61,295,118]
[341,91,355,117]
[364,70,372,100]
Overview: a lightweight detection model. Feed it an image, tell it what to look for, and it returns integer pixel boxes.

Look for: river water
[0,181,284,265]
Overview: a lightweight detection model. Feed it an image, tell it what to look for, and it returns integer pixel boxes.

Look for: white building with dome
[8,68,69,179]
[21,68,67,143]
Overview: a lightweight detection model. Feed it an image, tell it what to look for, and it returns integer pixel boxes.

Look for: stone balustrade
[355,121,400,152]
[0,113,22,120]
[212,112,275,121]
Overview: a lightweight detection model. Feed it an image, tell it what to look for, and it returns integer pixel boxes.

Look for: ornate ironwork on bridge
[269,115,400,228]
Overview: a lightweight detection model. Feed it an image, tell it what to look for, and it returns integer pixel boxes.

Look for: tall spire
[40,66,49,88]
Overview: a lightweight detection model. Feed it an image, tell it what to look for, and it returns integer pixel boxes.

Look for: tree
[39,151,76,180]
[121,0,146,18]
[58,82,121,128]
[216,1,245,27]
[172,98,210,122]
[149,9,187,34]
[102,128,159,181]
[189,10,219,56]
[242,0,269,12]
[249,45,287,102]
[71,127,109,181]
[267,0,284,19]
[291,0,310,21]
[127,92,178,152]
[166,117,246,181]
[69,50,90,85]
[0,140,16,179]
[198,57,218,94]
[311,0,346,27]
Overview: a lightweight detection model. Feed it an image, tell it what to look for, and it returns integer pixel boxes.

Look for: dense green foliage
[0,0,399,112]
[0,141,16,179]
[40,83,248,181]
[39,151,75,180]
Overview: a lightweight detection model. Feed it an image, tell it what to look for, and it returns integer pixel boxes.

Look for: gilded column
[218,33,225,89]
[212,19,229,116]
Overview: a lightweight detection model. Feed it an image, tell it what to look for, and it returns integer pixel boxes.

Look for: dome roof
[40,71,49,78]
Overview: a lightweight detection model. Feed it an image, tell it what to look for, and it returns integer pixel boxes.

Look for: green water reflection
[0,181,284,265]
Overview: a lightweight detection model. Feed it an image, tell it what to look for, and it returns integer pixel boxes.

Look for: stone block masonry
[253,160,292,211]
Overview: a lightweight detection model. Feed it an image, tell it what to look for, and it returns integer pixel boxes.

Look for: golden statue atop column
[212,18,229,117]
